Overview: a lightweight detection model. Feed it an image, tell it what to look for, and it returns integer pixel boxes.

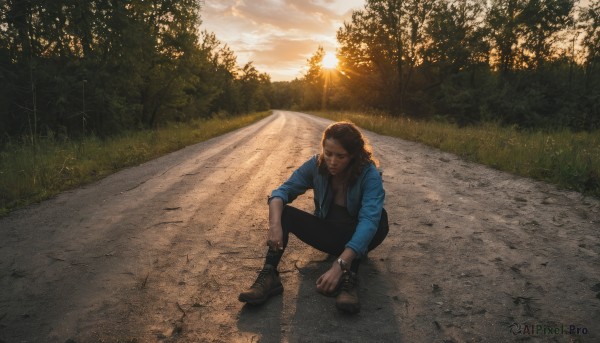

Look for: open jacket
[269,154,385,257]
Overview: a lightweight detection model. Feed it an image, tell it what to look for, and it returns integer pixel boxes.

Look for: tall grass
[314,111,600,198]
[0,111,271,216]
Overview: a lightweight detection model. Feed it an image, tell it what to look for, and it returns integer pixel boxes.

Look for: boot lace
[339,271,357,292]
[251,267,273,288]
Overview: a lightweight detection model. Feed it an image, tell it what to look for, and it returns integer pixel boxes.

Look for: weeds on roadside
[0,111,271,216]
[313,111,600,198]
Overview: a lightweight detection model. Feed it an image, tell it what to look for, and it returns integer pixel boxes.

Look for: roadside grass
[313,111,600,198]
[0,111,271,216]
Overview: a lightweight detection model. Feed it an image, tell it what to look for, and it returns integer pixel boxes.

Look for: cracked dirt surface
[0,111,599,342]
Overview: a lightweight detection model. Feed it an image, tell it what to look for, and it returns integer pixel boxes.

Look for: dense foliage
[0,0,271,142]
[274,0,599,131]
[2,0,598,136]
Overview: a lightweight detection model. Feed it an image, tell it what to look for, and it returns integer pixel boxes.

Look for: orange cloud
[200,0,364,81]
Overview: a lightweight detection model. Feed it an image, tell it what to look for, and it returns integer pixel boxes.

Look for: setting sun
[322,52,338,70]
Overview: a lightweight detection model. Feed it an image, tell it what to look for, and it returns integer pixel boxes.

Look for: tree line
[0,0,271,142]
[273,0,599,131]
[2,0,598,142]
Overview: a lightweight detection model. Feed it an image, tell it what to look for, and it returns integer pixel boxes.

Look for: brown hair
[317,121,378,184]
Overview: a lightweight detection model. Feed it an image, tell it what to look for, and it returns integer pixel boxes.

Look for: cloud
[200,0,365,81]
[248,37,319,79]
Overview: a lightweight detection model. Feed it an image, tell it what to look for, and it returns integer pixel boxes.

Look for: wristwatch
[337,257,349,271]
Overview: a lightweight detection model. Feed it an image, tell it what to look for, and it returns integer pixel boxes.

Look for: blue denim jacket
[269,154,385,257]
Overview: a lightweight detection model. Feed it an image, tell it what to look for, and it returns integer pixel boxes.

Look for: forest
[1,0,599,145]
[275,0,599,131]
[0,0,271,142]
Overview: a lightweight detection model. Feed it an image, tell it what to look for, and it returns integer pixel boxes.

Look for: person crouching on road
[238,121,389,314]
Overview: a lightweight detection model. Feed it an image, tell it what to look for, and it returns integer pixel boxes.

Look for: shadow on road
[237,295,285,343]
[237,254,403,342]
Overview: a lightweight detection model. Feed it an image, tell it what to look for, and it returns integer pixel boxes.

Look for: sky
[199,0,366,82]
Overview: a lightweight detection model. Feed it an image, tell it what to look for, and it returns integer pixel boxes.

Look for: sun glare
[322,52,338,70]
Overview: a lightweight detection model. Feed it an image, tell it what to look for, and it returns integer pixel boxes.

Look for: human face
[323,138,352,176]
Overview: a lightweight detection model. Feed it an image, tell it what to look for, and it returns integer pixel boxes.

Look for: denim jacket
[269,154,385,257]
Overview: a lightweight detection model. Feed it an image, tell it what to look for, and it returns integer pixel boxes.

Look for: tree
[486,0,574,73]
[486,0,526,76]
[269,80,303,110]
[302,46,326,109]
[519,0,574,69]
[578,1,600,129]
[0,0,269,141]
[337,0,436,115]
[419,0,491,123]
[238,62,271,113]
[424,0,489,75]
[581,1,599,79]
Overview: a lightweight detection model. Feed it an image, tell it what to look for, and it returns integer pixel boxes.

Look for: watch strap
[337,257,349,271]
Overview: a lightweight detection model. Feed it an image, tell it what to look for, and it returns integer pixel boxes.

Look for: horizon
[200,0,365,82]
[200,0,594,82]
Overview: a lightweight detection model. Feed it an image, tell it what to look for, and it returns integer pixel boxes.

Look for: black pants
[280,205,389,257]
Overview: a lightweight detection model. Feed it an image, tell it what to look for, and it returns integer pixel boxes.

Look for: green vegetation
[313,111,600,197]
[1,0,598,213]
[0,1,273,216]
[0,111,271,216]
[1,1,271,140]
[273,0,599,131]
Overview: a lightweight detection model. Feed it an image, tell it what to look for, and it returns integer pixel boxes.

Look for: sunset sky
[200,0,366,82]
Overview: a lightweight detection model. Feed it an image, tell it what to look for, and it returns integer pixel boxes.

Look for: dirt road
[0,111,599,342]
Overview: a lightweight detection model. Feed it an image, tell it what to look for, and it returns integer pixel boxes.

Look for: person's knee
[378,209,389,236]
[368,209,389,251]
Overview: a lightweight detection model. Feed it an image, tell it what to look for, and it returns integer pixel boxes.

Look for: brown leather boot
[335,271,360,313]
[238,264,283,305]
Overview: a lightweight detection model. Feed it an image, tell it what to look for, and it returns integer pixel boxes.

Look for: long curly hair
[317,121,378,184]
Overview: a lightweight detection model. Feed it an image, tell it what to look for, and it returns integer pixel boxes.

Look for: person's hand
[316,262,343,294]
[267,224,284,251]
